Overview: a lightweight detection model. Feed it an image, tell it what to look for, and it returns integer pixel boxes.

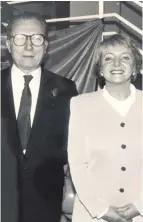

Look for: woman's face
[100,44,135,85]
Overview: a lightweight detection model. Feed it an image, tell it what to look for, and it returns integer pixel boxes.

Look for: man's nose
[24,37,33,50]
[113,57,121,67]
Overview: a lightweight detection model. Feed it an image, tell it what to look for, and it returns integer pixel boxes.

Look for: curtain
[45,19,103,93]
[1,19,103,93]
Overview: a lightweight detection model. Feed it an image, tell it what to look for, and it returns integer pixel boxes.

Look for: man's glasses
[10,34,46,46]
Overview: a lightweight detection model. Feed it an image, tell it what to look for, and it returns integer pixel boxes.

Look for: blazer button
[121,166,126,171]
[120,122,125,127]
[119,188,124,193]
[121,144,126,149]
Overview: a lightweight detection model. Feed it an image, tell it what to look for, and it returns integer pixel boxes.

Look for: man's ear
[100,69,104,77]
[44,40,48,53]
[6,39,11,53]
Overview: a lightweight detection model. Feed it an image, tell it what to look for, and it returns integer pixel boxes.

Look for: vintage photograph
[1,1,142,222]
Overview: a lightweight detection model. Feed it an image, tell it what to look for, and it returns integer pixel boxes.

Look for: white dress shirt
[103,84,136,117]
[11,64,41,126]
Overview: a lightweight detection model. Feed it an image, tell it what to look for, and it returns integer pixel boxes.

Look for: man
[1,13,77,222]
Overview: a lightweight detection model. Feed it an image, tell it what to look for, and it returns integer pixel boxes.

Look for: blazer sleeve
[68,96,109,219]
[134,199,143,216]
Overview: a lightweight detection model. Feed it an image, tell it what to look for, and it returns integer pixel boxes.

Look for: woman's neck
[105,82,131,101]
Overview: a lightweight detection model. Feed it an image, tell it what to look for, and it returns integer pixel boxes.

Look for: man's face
[6,18,48,73]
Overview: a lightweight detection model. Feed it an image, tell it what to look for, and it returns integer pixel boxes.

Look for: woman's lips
[111,70,124,74]
[23,55,34,57]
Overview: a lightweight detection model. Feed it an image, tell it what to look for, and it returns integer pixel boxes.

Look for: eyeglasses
[10,34,46,46]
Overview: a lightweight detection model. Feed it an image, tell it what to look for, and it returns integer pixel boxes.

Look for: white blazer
[68,90,143,222]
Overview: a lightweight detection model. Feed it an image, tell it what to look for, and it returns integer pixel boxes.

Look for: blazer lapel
[1,69,22,156]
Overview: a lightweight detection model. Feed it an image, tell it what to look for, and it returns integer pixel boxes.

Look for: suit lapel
[1,68,22,156]
[1,68,61,155]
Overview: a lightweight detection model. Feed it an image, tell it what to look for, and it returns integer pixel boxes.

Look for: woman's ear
[131,67,137,82]
[132,66,136,76]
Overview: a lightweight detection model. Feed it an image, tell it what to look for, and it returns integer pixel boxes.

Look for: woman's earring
[132,67,136,76]
[131,71,136,81]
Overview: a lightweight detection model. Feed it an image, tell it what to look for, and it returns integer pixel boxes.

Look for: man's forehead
[12,18,44,34]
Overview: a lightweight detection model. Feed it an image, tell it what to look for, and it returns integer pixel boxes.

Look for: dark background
[1,1,142,46]
[1,1,70,30]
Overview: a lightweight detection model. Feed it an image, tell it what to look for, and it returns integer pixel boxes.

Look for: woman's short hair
[7,12,48,39]
[95,34,142,77]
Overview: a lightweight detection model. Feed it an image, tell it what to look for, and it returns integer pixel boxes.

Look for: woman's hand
[101,206,133,222]
[114,203,140,220]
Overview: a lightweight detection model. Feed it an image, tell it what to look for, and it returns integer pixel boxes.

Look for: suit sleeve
[62,80,78,165]
[67,97,109,219]
[68,80,78,97]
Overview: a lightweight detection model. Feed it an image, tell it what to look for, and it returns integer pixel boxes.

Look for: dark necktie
[17,75,33,151]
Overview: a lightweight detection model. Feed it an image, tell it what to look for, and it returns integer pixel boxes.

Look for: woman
[68,34,142,222]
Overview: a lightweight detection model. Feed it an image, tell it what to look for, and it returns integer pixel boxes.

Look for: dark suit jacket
[1,66,78,222]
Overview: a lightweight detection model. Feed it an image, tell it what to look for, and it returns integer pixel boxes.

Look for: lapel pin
[51,88,58,97]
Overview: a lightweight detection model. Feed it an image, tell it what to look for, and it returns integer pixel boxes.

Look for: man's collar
[11,64,41,78]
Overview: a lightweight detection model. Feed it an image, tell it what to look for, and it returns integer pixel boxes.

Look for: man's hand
[101,206,133,222]
[114,203,140,220]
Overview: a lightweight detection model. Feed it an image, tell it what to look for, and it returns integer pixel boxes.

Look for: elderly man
[1,13,77,222]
